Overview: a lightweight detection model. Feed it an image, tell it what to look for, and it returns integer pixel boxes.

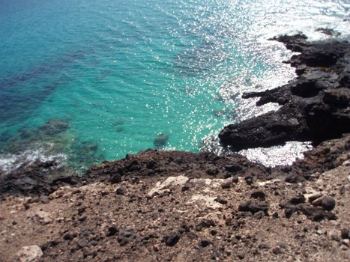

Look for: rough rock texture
[0,150,273,199]
[0,161,80,197]
[219,34,350,150]
[0,135,349,261]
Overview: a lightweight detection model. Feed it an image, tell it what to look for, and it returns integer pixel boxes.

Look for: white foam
[201,135,312,167]
[0,148,67,174]
[239,141,313,167]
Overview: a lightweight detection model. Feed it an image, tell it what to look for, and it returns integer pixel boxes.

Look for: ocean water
[0,0,349,171]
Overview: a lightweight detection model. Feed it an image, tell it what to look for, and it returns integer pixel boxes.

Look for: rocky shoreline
[219,34,350,150]
[0,35,350,261]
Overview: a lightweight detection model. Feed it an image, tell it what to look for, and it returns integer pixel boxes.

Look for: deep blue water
[0,0,349,171]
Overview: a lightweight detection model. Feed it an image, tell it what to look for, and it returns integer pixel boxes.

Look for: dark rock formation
[238,200,269,215]
[0,150,270,197]
[39,119,69,136]
[0,160,79,197]
[311,195,336,211]
[282,195,337,221]
[219,34,350,150]
[315,28,341,37]
[163,232,181,246]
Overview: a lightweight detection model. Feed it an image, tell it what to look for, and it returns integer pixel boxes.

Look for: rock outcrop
[219,34,350,150]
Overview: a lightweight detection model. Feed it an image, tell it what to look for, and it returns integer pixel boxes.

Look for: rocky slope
[0,135,350,261]
[0,35,350,261]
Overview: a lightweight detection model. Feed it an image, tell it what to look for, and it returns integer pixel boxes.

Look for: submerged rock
[315,27,341,37]
[113,118,125,133]
[69,140,104,169]
[39,119,69,136]
[153,133,169,148]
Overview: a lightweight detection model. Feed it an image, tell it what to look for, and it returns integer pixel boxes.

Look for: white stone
[148,175,189,197]
[32,210,52,224]
[16,245,43,262]
[343,160,350,167]
[257,179,281,187]
[191,178,223,190]
[188,194,222,209]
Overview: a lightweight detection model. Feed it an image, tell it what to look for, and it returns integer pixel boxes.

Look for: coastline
[1,34,350,261]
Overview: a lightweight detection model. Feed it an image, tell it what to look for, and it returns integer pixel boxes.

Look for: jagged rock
[283,202,336,221]
[115,186,126,195]
[225,164,242,173]
[214,197,227,205]
[285,174,306,183]
[1,135,350,261]
[106,226,118,237]
[341,229,350,239]
[311,195,336,211]
[288,195,306,205]
[245,175,254,185]
[323,88,350,108]
[219,35,350,150]
[195,219,216,231]
[206,167,219,176]
[163,232,180,247]
[238,200,269,215]
[63,232,77,241]
[198,239,212,248]
[219,106,308,150]
[300,204,337,221]
[308,194,323,203]
[251,191,266,200]
[221,177,237,189]
[110,174,122,184]
[316,28,341,37]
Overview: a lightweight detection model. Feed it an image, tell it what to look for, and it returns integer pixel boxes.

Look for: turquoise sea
[0,0,349,171]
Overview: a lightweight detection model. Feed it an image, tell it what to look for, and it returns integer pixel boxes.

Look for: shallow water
[0,0,349,171]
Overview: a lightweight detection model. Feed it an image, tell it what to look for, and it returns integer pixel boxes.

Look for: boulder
[16,245,43,262]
